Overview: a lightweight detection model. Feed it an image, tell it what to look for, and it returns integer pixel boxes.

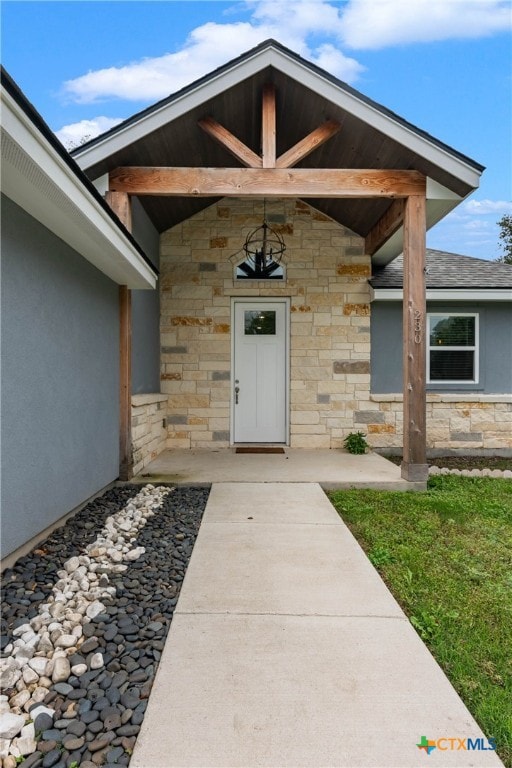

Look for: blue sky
[2,0,511,260]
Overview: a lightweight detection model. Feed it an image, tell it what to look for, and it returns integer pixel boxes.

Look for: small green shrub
[343,431,369,454]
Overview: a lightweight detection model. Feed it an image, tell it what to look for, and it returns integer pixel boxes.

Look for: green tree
[496,214,512,264]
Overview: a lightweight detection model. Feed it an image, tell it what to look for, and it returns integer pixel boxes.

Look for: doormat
[236,447,285,454]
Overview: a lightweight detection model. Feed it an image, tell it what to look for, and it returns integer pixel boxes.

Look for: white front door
[233,300,288,443]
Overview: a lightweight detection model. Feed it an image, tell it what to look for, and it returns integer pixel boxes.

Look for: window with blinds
[427,314,478,383]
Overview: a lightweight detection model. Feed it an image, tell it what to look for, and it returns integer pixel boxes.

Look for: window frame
[427,312,479,385]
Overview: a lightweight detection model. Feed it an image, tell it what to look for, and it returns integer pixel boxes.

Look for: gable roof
[1,67,157,289]
[370,249,512,301]
[73,39,484,265]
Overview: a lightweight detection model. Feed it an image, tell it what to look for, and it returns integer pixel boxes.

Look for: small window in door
[244,311,276,335]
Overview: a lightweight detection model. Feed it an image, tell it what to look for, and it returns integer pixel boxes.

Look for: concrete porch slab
[133,448,424,490]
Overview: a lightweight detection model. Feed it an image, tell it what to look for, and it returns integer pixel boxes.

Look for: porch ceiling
[74,40,483,264]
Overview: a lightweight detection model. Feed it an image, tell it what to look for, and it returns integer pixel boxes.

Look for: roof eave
[1,69,157,289]
[73,40,483,195]
[371,182,476,266]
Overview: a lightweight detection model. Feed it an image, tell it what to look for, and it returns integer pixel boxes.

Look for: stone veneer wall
[131,394,168,474]
[159,198,373,449]
[368,394,512,452]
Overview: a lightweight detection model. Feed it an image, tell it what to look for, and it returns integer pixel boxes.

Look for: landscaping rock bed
[0,484,208,767]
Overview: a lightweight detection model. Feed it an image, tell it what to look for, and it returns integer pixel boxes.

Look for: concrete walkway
[131,483,503,768]
[133,448,425,490]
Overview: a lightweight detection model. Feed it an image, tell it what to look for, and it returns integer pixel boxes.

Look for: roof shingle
[370,249,512,289]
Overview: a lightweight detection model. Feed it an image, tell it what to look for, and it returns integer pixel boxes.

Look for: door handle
[234,385,240,405]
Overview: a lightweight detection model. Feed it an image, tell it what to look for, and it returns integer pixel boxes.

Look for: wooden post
[105,191,133,481]
[401,194,428,482]
[261,84,276,168]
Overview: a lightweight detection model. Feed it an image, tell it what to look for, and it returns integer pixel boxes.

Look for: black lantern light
[237,213,286,278]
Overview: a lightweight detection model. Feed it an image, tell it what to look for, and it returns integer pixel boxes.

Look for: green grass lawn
[329,476,512,767]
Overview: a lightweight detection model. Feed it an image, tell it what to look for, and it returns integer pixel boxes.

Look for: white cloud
[340,0,511,49]
[61,1,364,104]
[462,199,512,215]
[59,0,510,104]
[427,197,510,259]
[55,116,123,148]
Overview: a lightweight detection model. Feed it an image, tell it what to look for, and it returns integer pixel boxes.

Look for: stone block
[292,337,331,350]
[291,324,314,336]
[355,411,385,424]
[132,424,149,441]
[483,438,511,449]
[291,411,320,425]
[292,424,328,434]
[212,431,230,441]
[474,421,511,432]
[303,293,335,307]
[336,263,371,278]
[294,366,333,381]
[290,434,331,448]
[166,437,191,449]
[188,416,208,425]
[450,432,483,442]
[368,424,396,434]
[343,303,370,316]
[171,316,213,327]
[333,360,370,374]
[166,414,187,425]
[210,237,228,248]
[161,346,188,354]
[211,370,231,381]
[167,394,210,408]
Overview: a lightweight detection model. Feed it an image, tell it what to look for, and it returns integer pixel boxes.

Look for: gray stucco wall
[371,301,512,393]
[1,196,120,558]
[131,198,160,394]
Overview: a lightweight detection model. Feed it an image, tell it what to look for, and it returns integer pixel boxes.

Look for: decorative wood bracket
[197,83,341,170]
[365,199,405,255]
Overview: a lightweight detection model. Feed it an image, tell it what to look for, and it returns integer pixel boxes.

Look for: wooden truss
[108,84,427,483]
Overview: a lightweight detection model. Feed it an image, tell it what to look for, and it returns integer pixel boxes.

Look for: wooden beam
[109,167,426,198]
[401,193,428,483]
[276,120,341,169]
[261,83,276,168]
[105,190,132,231]
[105,190,133,481]
[198,117,262,168]
[365,199,405,255]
